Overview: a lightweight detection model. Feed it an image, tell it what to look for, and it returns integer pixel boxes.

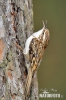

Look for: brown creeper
[23,22,50,98]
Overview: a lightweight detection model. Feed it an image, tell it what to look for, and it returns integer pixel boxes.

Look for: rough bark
[0,0,38,100]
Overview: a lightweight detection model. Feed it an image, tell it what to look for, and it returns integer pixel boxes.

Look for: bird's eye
[43,30,45,35]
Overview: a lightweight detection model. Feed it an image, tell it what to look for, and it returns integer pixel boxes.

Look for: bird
[23,22,50,99]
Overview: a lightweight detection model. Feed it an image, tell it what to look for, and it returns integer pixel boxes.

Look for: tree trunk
[0,0,38,100]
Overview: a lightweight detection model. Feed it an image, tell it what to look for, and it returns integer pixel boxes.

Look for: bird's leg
[14,42,23,51]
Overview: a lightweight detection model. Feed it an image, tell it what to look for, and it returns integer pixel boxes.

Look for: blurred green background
[33,0,66,100]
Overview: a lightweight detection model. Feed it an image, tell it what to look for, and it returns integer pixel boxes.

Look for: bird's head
[42,21,50,49]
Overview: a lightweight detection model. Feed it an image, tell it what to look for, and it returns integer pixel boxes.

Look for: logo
[39,88,63,98]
